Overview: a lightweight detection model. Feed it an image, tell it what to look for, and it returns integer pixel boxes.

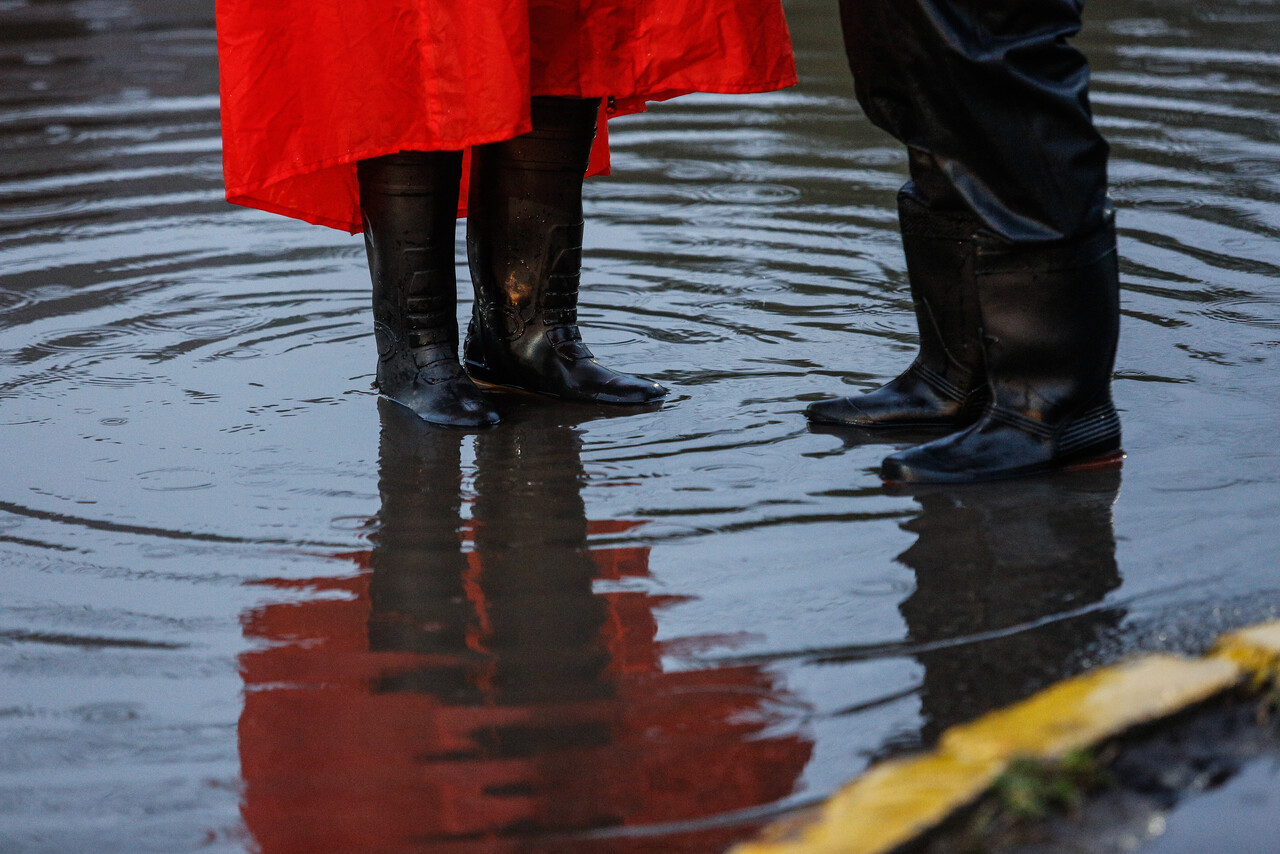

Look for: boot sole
[379,392,501,430]
[468,370,667,407]
[882,448,1126,487]
[806,413,969,430]
[1062,450,1126,473]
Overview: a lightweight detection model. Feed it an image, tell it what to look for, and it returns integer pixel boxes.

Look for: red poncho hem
[217,1,797,233]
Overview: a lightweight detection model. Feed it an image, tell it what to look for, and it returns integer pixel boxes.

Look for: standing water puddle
[2,1,1279,851]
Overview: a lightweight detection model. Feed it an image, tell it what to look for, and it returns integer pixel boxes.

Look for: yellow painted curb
[1210,619,1280,683]
[938,655,1239,763]
[737,750,1003,854]
[730,654,1244,854]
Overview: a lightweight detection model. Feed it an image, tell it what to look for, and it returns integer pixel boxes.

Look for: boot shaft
[357,151,463,350]
[974,211,1121,424]
[466,98,599,341]
[804,189,989,429]
[898,191,985,403]
[357,152,500,428]
[462,97,667,405]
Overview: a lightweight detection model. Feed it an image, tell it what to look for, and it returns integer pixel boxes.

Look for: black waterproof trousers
[838,0,1109,244]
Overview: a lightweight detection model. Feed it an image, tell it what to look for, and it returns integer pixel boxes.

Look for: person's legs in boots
[464,97,668,406]
[357,151,500,428]
[835,0,1122,482]
[882,212,1123,482]
[805,150,987,429]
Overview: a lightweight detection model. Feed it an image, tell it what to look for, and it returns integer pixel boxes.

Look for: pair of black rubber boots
[357,97,666,429]
[805,193,1124,484]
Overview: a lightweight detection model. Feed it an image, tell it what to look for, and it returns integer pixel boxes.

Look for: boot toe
[433,381,500,428]
[880,443,958,484]
[598,374,667,405]
[881,452,958,484]
[879,422,1009,484]
[805,397,874,426]
[451,394,501,428]
[382,370,500,429]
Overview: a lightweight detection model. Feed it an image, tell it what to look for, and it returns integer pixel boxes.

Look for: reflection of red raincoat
[215,0,797,232]
[238,525,811,854]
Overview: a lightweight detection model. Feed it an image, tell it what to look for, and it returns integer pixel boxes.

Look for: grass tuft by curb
[932,749,1114,854]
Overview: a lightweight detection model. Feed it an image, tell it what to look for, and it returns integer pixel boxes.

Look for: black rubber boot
[358,151,500,428]
[806,192,987,428]
[464,97,667,406]
[882,212,1123,484]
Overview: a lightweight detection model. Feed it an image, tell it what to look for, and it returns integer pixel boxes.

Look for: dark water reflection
[239,403,811,854]
[2,0,1280,852]
[897,472,1124,745]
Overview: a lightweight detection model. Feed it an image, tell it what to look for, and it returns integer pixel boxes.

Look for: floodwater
[1143,755,1280,854]
[1,1,1278,852]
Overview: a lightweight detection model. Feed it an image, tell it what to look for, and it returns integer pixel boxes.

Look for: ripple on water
[72,702,143,724]
[0,292,32,327]
[132,306,270,339]
[1201,295,1280,329]
[660,158,766,182]
[703,183,804,204]
[70,374,165,390]
[135,468,216,492]
[329,515,380,534]
[139,31,218,60]
[1108,18,1190,38]
[1,2,1280,852]
[847,577,915,597]
[205,346,266,361]
[27,325,141,357]
[691,462,765,488]
[0,197,98,224]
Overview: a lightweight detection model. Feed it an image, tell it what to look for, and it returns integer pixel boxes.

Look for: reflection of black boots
[471,412,613,707]
[898,470,1124,743]
[883,214,1122,483]
[366,402,478,698]
[357,152,499,428]
[464,97,668,405]
[806,191,987,428]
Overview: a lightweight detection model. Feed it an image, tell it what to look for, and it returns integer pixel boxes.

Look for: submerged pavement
[2,0,1279,852]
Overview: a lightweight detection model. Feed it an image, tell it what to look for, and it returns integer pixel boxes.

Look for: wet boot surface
[806,182,988,430]
[882,214,1124,484]
[358,151,499,428]
[464,97,667,406]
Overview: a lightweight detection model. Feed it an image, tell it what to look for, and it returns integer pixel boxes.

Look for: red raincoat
[216,1,797,233]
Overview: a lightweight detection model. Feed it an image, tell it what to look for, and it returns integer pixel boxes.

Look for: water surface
[2,1,1279,851]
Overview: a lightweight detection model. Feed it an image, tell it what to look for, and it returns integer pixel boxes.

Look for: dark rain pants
[839,0,1110,244]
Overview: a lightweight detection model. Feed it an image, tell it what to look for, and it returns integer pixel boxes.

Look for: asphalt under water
[1,1,1279,852]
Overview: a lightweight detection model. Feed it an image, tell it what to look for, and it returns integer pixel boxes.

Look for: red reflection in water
[239,521,810,854]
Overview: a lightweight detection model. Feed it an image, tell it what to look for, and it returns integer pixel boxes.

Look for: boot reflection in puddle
[238,399,811,854]
[894,469,1124,747]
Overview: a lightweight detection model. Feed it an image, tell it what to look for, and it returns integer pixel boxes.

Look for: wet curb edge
[729,620,1280,854]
